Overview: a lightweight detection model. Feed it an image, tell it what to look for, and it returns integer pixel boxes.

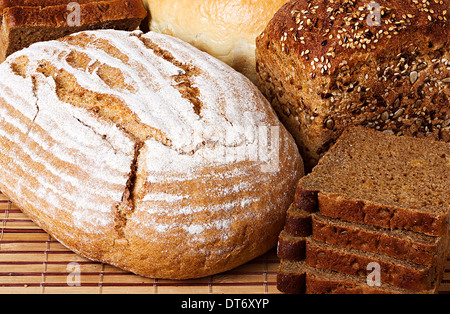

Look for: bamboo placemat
[1,192,449,294]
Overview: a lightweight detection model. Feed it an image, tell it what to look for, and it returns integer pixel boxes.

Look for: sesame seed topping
[279,0,448,78]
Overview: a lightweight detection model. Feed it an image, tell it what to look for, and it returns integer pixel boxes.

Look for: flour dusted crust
[0,29,303,279]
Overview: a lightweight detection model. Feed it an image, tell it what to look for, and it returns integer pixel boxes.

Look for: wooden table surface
[0,193,449,294]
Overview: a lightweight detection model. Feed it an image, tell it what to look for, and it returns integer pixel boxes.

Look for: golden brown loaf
[256,0,449,171]
[0,0,147,62]
[143,0,289,84]
[0,29,304,279]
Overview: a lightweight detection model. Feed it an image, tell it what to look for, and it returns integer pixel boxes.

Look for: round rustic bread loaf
[0,30,303,279]
[143,0,289,84]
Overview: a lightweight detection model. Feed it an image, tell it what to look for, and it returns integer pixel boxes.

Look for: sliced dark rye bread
[278,230,448,292]
[278,230,307,261]
[295,127,450,237]
[312,213,447,266]
[277,128,450,293]
[305,237,448,292]
[278,206,447,266]
[283,203,312,237]
[278,203,449,292]
[277,205,312,261]
[277,260,439,294]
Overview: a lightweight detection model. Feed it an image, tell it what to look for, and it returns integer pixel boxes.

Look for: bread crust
[279,208,445,266]
[312,213,444,266]
[299,126,450,237]
[277,227,447,293]
[306,237,442,292]
[0,0,147,61]
[277,260,438,294]
[144,0,289,84]
[0,29,304,279]
[256,0,449,171]
[0,0,110,11]
[284,204,312,237]
[318,192,449,236]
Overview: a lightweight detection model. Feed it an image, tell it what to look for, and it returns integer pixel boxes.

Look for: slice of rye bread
[278,211,447,267]
[305,237,448,292]
[277,260,440,294]
[277,205,313,261]
[312,213,447,266]
[278,205,447,266]
[0,0,147,61]
[277,191,449,293]
[295,127,450,237]
[278,221,448,292]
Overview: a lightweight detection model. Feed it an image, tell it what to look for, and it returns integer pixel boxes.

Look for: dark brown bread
[0,0,147,61]
[279,209,448,266]
[299,127,450,236]
[256,0,449,171]
[277,203,314,261]
[305,238,447,292]
[312,213,446,266]
[278,230,307,261]
[283,204,313,237]
[277,127,449,293]
[278,230,448,292]
[278,260,439,294]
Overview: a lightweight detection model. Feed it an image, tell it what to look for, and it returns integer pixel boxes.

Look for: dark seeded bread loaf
[278,260,439,294]
[0,0,147,62]
[298,127,450,236]
[256,0,449,171]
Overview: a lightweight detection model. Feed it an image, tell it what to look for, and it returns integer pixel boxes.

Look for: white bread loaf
[143,0,289,84]
[0,29,303,279]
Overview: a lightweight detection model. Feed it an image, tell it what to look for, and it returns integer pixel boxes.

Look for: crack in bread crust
[10,54,152,243]
[14,32,213,243]
[19,32,217,243]
[114,142,142,241]
[131,32,205,118]
[35,59,172,146]
[25,74,40,139]
[0,29,305,280]
[32,61,160,242]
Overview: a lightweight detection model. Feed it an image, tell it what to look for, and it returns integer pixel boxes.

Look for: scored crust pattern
[0,30,303,279]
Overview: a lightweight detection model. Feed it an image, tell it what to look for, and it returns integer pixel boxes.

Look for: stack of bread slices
[277,127,450,294]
